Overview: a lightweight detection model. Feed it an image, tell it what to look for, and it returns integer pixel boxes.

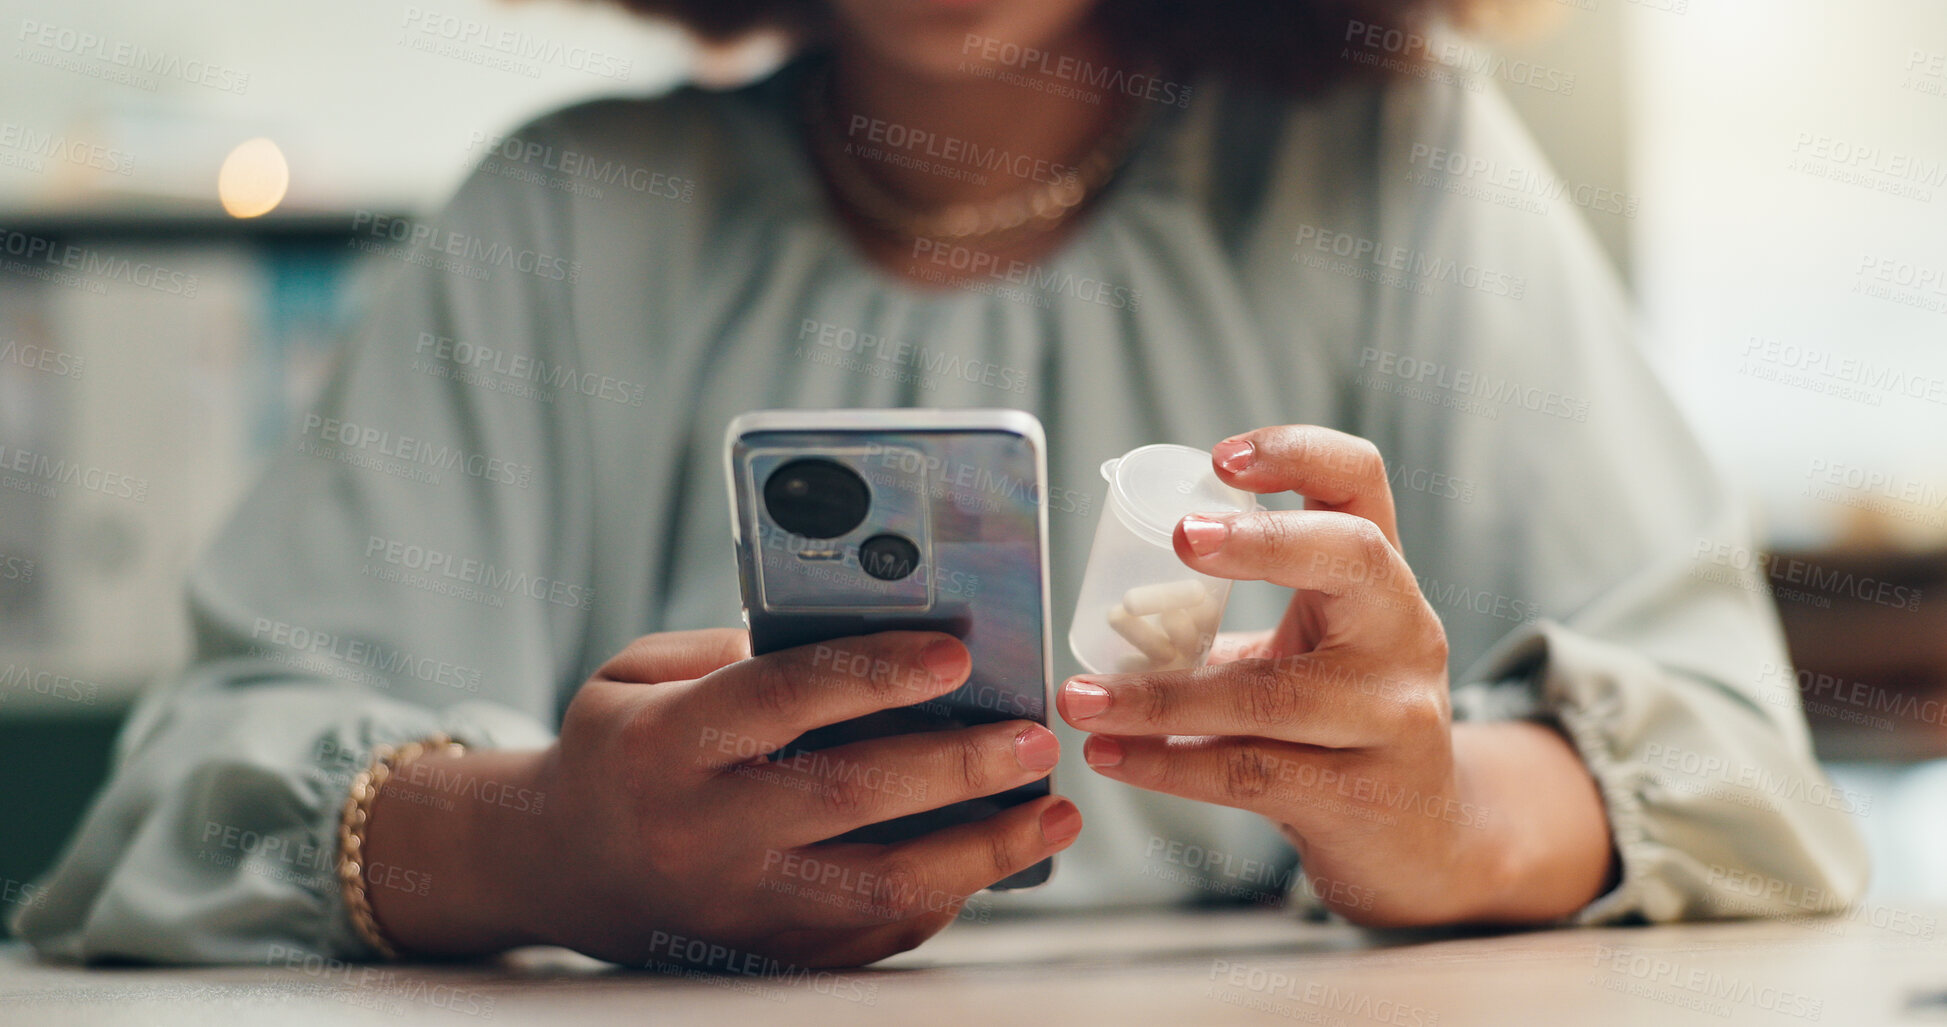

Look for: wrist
[1447,720,1616,924]
[1443,724,1522,922]
[360,746,551,956]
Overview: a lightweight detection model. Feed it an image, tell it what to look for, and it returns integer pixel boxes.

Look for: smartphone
[724,408,1055,889]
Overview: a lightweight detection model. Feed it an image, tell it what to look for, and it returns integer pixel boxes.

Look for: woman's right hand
[361,628,1078,968]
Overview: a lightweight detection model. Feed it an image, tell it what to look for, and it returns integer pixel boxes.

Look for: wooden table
[3,904,1942,1026]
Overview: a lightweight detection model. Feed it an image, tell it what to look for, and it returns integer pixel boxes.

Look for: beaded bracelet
[335,733,466,959]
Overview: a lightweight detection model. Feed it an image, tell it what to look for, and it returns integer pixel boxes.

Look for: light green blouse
[16,58,1868,963]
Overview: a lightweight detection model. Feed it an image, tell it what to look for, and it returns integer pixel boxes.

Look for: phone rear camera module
[859,534,921,582]
[764,458,871,539]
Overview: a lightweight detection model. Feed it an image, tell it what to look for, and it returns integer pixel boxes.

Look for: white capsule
[1115,652,1153,674]
[1108,602,1178,666]
[1122,579,1209,616]
[1160,607,1202,655]
[1190,591,1224,635]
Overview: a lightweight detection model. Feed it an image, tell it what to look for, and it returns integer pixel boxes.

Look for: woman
[17,0,1867,967]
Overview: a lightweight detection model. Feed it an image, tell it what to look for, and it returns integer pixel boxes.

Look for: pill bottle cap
[1100,443,1258,548]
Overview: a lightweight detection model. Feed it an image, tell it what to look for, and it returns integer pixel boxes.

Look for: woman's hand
[1056,425,1615,925]
[363,629,1078,965]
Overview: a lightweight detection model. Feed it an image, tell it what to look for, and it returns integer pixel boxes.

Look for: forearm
[359,748,551,958]
[1450,720,1618,924]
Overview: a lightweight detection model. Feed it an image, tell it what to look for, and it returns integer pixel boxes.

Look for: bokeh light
[217,137,289,218]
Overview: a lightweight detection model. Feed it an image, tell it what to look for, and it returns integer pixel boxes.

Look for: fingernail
[1180,514,1229,557]
[1213,438,1254,474]
[1040,801,1082,845]
[1014,726,1060,771]
[1063,679,1112,720]
[920,639,966,683]
[1084,735,1124,768]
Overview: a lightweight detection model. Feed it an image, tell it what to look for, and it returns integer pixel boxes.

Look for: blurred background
[1,0,1943,930]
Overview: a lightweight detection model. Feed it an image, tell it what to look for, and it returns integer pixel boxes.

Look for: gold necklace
[804,61,1149,246]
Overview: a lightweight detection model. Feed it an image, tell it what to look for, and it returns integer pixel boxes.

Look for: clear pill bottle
[1068,444,1258,674]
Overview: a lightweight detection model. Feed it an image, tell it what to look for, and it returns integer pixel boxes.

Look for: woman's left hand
[1056,425,1615,926]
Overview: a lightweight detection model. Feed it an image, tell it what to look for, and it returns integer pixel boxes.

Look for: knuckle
[816,772,872,820]
[870,858,929,921]
[1148,745,1190,794]
[848,638,923,706]
[954,734,993,796]
[878,643,933,702]
[1371,676,1446,738]
[985,823,1021,880]
[1258,509,1304,552]
[713,628,753,666]
[1402,687,1450,734]
[885,920,938,957]
[1222,746,1278,802]
[1128,676,1174,726]
[749,657,805,721]
[1237,662,1302,727]
[641,822,701,880]
[613,702,669,766]
[1350,517,1393,564]
[1423,619,1452,665]
[597,635,652,679]
[1286,425,1315,471]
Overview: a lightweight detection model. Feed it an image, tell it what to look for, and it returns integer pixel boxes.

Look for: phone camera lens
[764,458,871,539]
[859,534,921,582]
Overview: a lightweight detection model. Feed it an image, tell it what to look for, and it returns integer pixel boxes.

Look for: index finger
[671,631,971,770]
[598,629,752,685]
[1208,425,1398,548]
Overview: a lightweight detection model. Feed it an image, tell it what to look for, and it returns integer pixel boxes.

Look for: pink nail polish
[1180,515,1229,557]
[1213,438,1254,474]
[1084,736,1124,768]
[919,639,966,683]
[1014,727,1061,771]
[1064,680,1112,720]
[1040,802,1082,844]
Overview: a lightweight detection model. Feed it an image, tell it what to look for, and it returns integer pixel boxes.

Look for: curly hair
[606,0,1512,95]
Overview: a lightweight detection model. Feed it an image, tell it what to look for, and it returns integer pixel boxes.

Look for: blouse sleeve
[1268,73,1870,921]
[10,116,599,962]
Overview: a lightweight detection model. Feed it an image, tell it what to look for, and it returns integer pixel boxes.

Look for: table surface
[3,905,1944,1027]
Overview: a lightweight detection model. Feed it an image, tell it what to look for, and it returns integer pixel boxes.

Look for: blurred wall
[1494,1,1636,283]
[1628,1,1947,551]
[0,0,696,215]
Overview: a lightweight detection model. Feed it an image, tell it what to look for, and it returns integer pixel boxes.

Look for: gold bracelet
[336,733,466,960]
